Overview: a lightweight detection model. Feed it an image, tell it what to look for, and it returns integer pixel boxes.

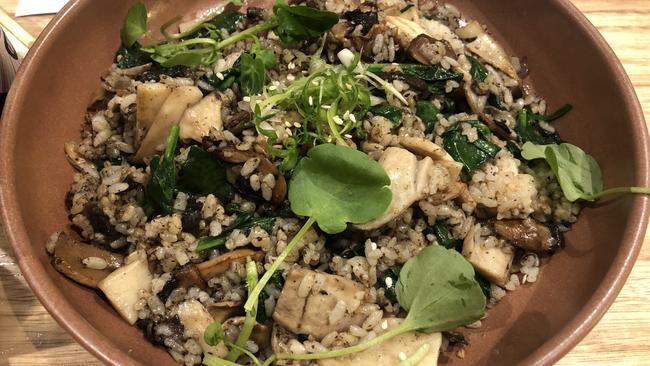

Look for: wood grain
[0,0,648,365]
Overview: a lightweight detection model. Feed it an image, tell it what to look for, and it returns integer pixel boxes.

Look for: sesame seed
[333,116,344,125]
[312,80,319,86]
[381,320,389,329]
[343,110,350,119]
[346,83,352,90]
[349,114,357,123]
[344,134,352,139]
[216,72,224,80]
[285,121,292,127]
[385,277,393,288]
[243,96,251,102]
[293,122,302,128]
[268,85,277,91]
[308,96,313,106]
[322,105,330,109]
[288,62,295,70]
[287,74,295,81]
[399,352,407,361]
[286,128,293,136]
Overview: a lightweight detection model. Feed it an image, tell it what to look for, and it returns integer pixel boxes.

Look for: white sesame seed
[243,96,251,102]
[322,105,330,109]
[385,277,393,288]
[312,80,319,86]
[287,74,295,81]
[288,62,295,70]
[346,83,353,90]
[308,96,313,106]
[286,128,293,136]
[285,121,292,127]
[344,134,352,139]
[333,116,344,125]
[293,122,302,128]
[216,72,224,80]
[370,241,377,250]
[381,320,389,329]
[343,110,350,119]
[268,85,277,91]
[398,352,407,361]
[349,114,357,123]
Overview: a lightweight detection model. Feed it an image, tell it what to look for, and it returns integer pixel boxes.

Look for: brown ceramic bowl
[0,0,647,365]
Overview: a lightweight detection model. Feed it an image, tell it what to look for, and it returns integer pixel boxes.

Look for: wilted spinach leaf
[426,221,461,251]
[516,109,562,145]
[209,10,246,33]
[371,105,402,126]
[273,0,339,45]
[116,44,151,69]
[377,265,402,302]
[467,54,488,82]
[443,121,500,174]
[177,146,231,202]
[196,213,276,252]
[144,126,179,216]
[415,100,440,133]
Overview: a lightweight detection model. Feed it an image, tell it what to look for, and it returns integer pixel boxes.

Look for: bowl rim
[0,0,648,365]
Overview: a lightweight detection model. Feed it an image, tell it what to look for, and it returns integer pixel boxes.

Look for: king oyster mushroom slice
[494,218,562,253]
[133,85,203,161]
[272,267,367,340]
[178,93,223,142]
[355,146,460,231]
[385,8,465,56]
[466,32,519,80]
[51,232,124,288]
[97,250,152,324]
[176,299,229,357]
[195,249,263,281]
[462,223,514,285]
[319,318,442,366]
[135,83,172,143]
[207,300,244,323]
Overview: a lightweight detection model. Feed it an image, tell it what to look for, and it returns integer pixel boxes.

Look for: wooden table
[0,1,649,365]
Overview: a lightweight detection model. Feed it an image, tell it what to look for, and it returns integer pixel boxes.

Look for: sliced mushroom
[384,15,428,48]
[158,264,208,302]
[273,267,367,340]
[462,224,514,285]
[407,33,442,65]
[196,249,263,281]
[64,142,99,179]
[207,301,244,323]
[51,232,124,288]
[319,318,442,366]
[463,82,511,139]
[216,146,259,164]
[136,83,172,143]
[455,20,483,40]
[494,218,562,253]
[176,299,229,356]
[257,156,288,204]
[178,93,223,142]
[399,136,462,175]
[97,251,152,324]
[133,85,203,161]
[222,316,272,349]
[466,33,518,80]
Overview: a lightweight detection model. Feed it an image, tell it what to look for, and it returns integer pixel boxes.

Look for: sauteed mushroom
[494,218,562,253]
[196,249,263,280]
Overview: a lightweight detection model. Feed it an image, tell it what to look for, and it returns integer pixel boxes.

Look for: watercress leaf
[288,144,392,234]
[396,245,486,332]
[415,100,439,134]
[121,2,148,47]
[371,105,402,126]
[144,126,179,216]
[521,142,603,202]
[273,0,339,45]
[203,321,225,346]
[177,146,231,202]
[240,52,266,96]
[467,55,488,82]
[251,43,277,69]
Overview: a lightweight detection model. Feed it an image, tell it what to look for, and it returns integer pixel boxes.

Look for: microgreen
[203,321,225,346]
[269,245,485,363]
[226,257,259,361]
[144,125,179,216]
[243,144,391,312]
[120,1,148,47]
[521,142,650,201]
[273,0,340,45]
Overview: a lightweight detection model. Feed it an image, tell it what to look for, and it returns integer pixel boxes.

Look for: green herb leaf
[116,44,151,69]
[289,144,392,234]
[368,63,462,82]
[371,105,402,126]
[177,146,231,202]
[443,121,500,174]
[273,0,339,45]
[415,100,440,134]
[251,43,277,70]
[240,52,267,96]
[516,109,562,145]
[209,10,246,33]
[467,55,488,82]
[521,142,602,202]
[203,321,225,346]
[151,50,206,67]
[196,213,275,252]
[426,221,461,251]
[531,104,573,122]
[144,125,179,216]
[120,2,148,47]
[396,245,486,332]
[377,265,402,302]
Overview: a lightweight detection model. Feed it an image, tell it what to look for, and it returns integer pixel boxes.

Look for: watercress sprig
[521,141,650,201]
[243,144,392,312]
[268,245,486,363]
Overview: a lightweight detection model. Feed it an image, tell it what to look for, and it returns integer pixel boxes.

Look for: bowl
[0,0,648,365]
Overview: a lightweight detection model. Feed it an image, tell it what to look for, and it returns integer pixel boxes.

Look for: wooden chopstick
[0,6,33,59]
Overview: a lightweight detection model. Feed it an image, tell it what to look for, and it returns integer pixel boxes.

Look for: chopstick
[0,7,33,59]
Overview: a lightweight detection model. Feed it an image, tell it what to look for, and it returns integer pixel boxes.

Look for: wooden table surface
[0,0,649,365]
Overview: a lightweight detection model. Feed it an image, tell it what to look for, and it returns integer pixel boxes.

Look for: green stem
[226,341,262,366]
[326,98,345,145]
[215,19,278,51]
[588,186,650,201]
[244,216,317,312]
[227,258,259,361]
[395,343,431,366]
[164,125,180,160]
[261,354,277,366]
[203,354,243,366]
[275,325,409,360]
